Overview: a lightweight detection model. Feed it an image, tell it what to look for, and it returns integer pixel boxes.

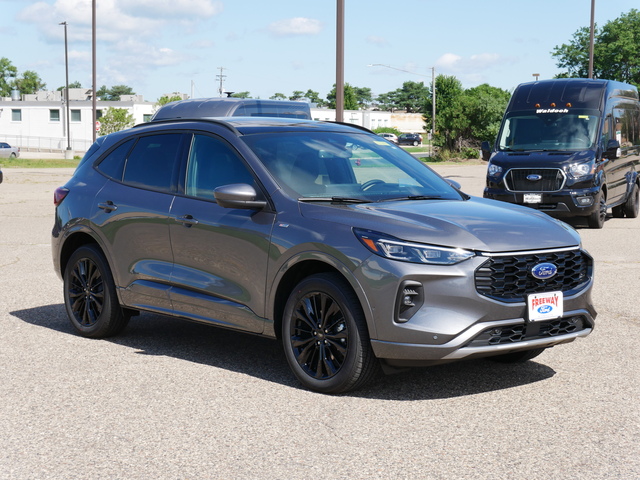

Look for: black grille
[506,168,565,192]
[467,316,588,347]
[475,249,592,302]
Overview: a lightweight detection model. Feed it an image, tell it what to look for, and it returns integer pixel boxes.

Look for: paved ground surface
[1,165,638,480]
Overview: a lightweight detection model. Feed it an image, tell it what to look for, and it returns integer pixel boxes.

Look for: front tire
[587,191,606,228]
[63,245,129,338]
[282,273,378,394]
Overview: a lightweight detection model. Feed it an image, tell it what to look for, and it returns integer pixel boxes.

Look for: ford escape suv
[52,117,596,393]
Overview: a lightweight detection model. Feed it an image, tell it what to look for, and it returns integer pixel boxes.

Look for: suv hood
[301,197,580,252]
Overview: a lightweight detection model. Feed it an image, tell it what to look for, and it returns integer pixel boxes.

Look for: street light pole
[59,21,71,154]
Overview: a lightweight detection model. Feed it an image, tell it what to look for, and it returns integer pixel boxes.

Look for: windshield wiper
[377,195,444,202]
[299,196,372,204]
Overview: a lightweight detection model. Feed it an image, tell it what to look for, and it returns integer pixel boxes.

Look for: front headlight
[568,162,595,178]
[354,229,475,265]
[488,163,503,176]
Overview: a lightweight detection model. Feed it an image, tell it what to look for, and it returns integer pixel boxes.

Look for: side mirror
[481,141,492,162]
[214,184,267,210]
[604,139,621,159]
[446,178,462,190]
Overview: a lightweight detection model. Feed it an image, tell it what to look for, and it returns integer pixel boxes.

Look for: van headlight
[354,229,475,265]
[568,162,595,178]
[488,163,503,176]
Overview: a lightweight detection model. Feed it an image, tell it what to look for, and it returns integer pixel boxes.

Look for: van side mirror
[214,184,267,210]
[604,139,621,159]
[481,141,492,161]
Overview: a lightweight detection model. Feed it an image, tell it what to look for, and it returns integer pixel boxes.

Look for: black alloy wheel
[587,191,606,229]
[64,245,129,338]
[623,183,639,218]
[282,273,378,394]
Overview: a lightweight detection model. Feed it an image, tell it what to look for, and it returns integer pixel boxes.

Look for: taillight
[54,187,69,206]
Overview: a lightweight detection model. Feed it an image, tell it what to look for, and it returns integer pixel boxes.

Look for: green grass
[0,158,80,168]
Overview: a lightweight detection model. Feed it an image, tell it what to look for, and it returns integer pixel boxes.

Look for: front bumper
[483,186,600,218]
[356,248,596,366]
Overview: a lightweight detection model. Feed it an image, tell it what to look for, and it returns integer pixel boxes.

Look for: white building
[0,90,426,155]
[0,89,156,154]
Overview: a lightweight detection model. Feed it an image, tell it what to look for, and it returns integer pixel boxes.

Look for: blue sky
[1,0,638,102]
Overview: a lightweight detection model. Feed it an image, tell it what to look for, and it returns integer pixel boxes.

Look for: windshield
[498,110,600,151]
[241,131,461,202]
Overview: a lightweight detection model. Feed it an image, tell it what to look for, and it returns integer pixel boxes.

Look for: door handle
[176,214,199,227]
[97,201,117,213]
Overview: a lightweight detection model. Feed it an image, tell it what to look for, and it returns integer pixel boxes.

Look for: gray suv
[52,117,596,393]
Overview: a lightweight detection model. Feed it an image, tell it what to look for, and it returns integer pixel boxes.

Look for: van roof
[508,78,638,111]
[151,98,312,121]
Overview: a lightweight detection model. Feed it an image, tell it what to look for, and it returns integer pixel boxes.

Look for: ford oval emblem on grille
[527,174,543,181]
[531,263,558,280]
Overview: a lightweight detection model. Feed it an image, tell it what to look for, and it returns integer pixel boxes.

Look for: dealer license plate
[528,291,563,322]
[523,193,542,203]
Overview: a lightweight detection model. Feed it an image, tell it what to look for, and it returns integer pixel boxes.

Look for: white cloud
[268,17,323,37]
[435,52,505,73]
[120,0,223,20]
[366,35,388,47]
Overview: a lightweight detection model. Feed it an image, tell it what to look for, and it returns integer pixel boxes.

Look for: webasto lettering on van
[535,108,569,114]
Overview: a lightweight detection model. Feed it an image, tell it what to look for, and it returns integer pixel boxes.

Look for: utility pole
[335,0,344,122]
[216,67,227,97]
[588,0,595,79]
[92,0,97,142]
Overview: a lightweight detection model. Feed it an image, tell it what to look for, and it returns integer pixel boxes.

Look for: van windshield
[498,110,600,152]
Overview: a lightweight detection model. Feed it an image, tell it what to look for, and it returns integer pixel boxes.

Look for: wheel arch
[269,257,375,341]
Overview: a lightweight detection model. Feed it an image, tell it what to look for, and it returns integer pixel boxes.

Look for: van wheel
[282,273,378,394]
[63,245,130,338]
[587,192,606,228]
[622,183,639,218]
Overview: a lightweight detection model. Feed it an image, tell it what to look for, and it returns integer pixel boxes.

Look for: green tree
[99,107,135,135]
[395,81,429,113]
[303,89,326,107]
[0,57,18,97]
[423,77,510,152]
[354,86,373,109]
[13,70,46,94]
[327,83,359,110]
[230,91,251,98]
[270,93,287,100]
[157,94,183,106]
[289,90,305,101]
[97,84,136,101]
[57,81,83,91]
[552,9,640,87]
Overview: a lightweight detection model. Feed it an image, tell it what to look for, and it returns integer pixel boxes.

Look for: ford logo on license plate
[531,262,558,280]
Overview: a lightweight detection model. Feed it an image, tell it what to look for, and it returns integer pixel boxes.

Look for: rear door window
[123,134,184,192]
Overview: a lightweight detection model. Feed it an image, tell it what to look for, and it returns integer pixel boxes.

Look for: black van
[151,98,312,122]
[482,78,640,228]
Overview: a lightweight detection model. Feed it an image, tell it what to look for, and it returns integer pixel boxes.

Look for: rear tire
[622,183,639,218]
[282,273,379,394]
[63,245,129,338]
[488,348,546,363]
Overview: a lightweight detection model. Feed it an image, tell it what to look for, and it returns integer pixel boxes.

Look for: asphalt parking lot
[1,165,639,479]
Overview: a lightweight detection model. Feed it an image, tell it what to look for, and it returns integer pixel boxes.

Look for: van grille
[505,168,565,192]
[474,249,592,302]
